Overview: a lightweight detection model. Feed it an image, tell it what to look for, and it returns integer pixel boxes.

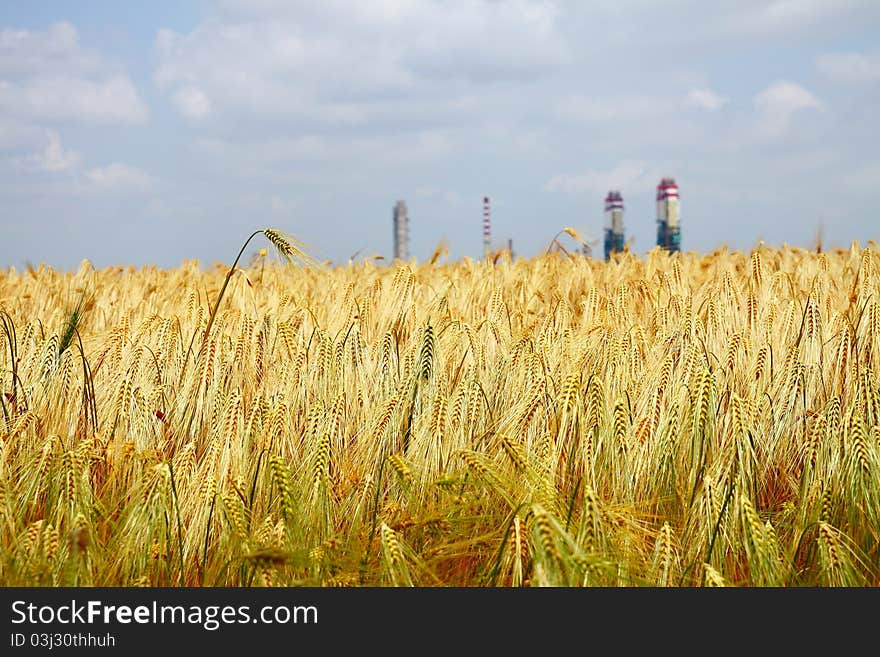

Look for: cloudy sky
[1,1,878,270]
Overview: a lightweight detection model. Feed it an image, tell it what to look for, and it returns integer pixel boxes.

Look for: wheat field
[1,232,878,587]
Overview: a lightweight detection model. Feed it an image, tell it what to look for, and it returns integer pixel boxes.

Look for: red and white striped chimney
[483,196,491,255]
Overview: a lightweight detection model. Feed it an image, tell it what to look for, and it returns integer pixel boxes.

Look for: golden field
[1,234,878,587]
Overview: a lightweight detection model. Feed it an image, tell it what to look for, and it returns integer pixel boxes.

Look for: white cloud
[555,87,726,123]
[683,88,727,111]
[3,129,80,174]
[193,129,454,168]
[753,81,823,137]
[0,22,149,126]
[555,95,675,122]
[648,0,880,45]
[172,86,213,119]
[154,1,565,123]
[85,163,155,193]
[0,21,101,76]
[545,1,880,54]
[0,75,148,125]
[404,0,565,82]
[33,131,80,172]
[195,135,329,162]
[214,0,565,78]
[544,160,656,196]
[721,0,858,38]
[0,118,43,152]
[817,51,880,84]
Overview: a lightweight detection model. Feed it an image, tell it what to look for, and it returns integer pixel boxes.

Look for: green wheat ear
[263,228,315,267]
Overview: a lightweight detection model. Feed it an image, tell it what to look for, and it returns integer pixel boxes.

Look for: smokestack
[656,178,680,253]
[483,196,491,256]
[603,190,625,260]
[393,200,408,260]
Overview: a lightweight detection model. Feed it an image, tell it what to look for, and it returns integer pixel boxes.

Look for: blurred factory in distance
[603,190,625,261]
[390,177,681,262]
[392,200,408,261]
[603,177,681,260]
[655,177,681,254]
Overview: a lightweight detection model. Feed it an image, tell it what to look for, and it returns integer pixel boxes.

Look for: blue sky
[1,1,878,270]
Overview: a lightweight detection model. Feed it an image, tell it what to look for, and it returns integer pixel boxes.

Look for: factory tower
[483,196,491,256]
[656,178,680,253]
[603,190,625,260]
[393,200,409,261]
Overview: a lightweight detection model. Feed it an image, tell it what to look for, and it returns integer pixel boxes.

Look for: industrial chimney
[656,178,680,253]
[483,196,491,256]
[393,200,409,261]
[603,190,625,260]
